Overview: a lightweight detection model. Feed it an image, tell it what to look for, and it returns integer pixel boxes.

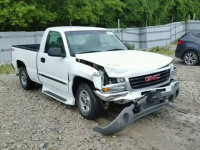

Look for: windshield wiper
[78,49,124,54]
[79,50,102,54]
[106,48,123,51]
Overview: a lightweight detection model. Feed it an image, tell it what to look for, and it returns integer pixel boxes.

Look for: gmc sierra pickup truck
[12,27,179,135]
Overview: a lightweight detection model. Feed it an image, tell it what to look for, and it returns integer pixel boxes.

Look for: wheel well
[182,50,199,60]
[72,76,95,97]
[17,60,26,69]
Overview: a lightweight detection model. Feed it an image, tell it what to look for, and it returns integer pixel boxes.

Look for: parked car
[175,32,200,66]
[12,27,179,135]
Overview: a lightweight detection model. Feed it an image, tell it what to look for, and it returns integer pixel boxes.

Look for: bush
[130,44,135,50]
[142,46,174,56]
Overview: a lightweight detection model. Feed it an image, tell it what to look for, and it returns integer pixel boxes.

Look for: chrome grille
[129,69,170,89]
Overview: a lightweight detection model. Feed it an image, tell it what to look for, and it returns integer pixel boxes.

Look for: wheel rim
[21,71,27,86]
[78,90,91,114]
[184,52,197,65]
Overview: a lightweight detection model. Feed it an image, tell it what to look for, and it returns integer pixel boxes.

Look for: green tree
[171,0,200,22]
[0,0,56,31]
[0,0,200,31]
[98,0,125,28]
[51,0,103,26]
[122,0,200,27]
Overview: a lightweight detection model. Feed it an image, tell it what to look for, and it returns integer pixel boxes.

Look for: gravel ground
[0,57,200,150]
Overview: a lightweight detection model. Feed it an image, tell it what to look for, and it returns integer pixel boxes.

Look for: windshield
[65,30,127,56]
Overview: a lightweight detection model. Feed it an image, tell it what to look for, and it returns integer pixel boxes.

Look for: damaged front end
[93,80,179,135]
[92,64,180,135]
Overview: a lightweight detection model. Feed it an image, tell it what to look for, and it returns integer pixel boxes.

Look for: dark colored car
[175,32,200,66]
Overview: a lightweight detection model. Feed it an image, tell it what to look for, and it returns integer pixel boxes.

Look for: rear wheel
[76,82,104,120]
[19,67,35,90]
[183,51,199,66]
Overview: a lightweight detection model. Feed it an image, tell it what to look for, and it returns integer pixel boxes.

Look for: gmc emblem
[145,74,160,82]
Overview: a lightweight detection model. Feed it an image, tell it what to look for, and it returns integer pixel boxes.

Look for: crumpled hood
[76,50,172,77]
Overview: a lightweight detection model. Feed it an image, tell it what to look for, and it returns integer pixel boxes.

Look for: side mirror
[48,47,66,57]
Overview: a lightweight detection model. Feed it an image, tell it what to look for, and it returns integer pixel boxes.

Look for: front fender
[68,61,102,94]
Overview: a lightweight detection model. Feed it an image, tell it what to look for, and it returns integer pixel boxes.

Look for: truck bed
[12,44,40,52]
[12,44,40,83]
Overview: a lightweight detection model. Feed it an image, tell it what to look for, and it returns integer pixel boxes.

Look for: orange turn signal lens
[102,88,110,92]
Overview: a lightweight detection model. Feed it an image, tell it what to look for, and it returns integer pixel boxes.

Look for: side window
[45,31,66,54]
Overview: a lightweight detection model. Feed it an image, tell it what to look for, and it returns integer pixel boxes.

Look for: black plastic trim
[39,73,67,85]
[13,44,40,52]
[43,91,67,102]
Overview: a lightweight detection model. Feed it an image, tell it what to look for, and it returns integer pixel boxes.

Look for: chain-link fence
[111,21,187,49]
[187,20,200,32]
[111,20,200,50]
[0,31,44,63]
[0,20,200,63]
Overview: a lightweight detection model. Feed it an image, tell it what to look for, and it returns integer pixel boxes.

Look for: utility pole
[118,19,120,39]
[187,14,191,32]
[193,14,196,20]
[70,20,72,26]
[170,17,173,42]
[188,14,191,20]
[146,15,148,49]
[145,0,148,49]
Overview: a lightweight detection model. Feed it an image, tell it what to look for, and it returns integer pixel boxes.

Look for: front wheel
[19,67,35,90]
[76,82,104,120]
[183,51,199,66]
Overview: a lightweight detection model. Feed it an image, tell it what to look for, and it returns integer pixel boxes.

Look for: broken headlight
[101,70,125,85]
[99,70,126,92]
[108,77,125,84]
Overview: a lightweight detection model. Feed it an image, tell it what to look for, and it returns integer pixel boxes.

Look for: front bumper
[93,80,179,135]
[94,80,179,103]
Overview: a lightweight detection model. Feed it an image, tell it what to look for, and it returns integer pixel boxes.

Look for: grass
[171,40,178,45]
[0,64,15,74]
[142,46,175,56]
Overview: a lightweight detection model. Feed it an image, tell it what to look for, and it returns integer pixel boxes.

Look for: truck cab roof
[47,26,108,32]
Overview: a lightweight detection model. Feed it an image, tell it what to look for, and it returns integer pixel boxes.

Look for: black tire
[19,67,35,90]
[183,51,199,66]
[76,82,104,120]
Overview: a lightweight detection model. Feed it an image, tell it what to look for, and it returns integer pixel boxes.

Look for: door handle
[41,58,45,63]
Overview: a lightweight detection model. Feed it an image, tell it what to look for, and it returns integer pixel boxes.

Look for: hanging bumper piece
[93,80,179,135]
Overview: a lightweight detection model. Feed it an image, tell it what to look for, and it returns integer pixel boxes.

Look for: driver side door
[37,31,69,101]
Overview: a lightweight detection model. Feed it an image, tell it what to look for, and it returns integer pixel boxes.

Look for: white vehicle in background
[12,26,179,135]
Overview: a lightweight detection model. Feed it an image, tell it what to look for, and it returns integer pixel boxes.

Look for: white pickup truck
[12,27,179,135]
